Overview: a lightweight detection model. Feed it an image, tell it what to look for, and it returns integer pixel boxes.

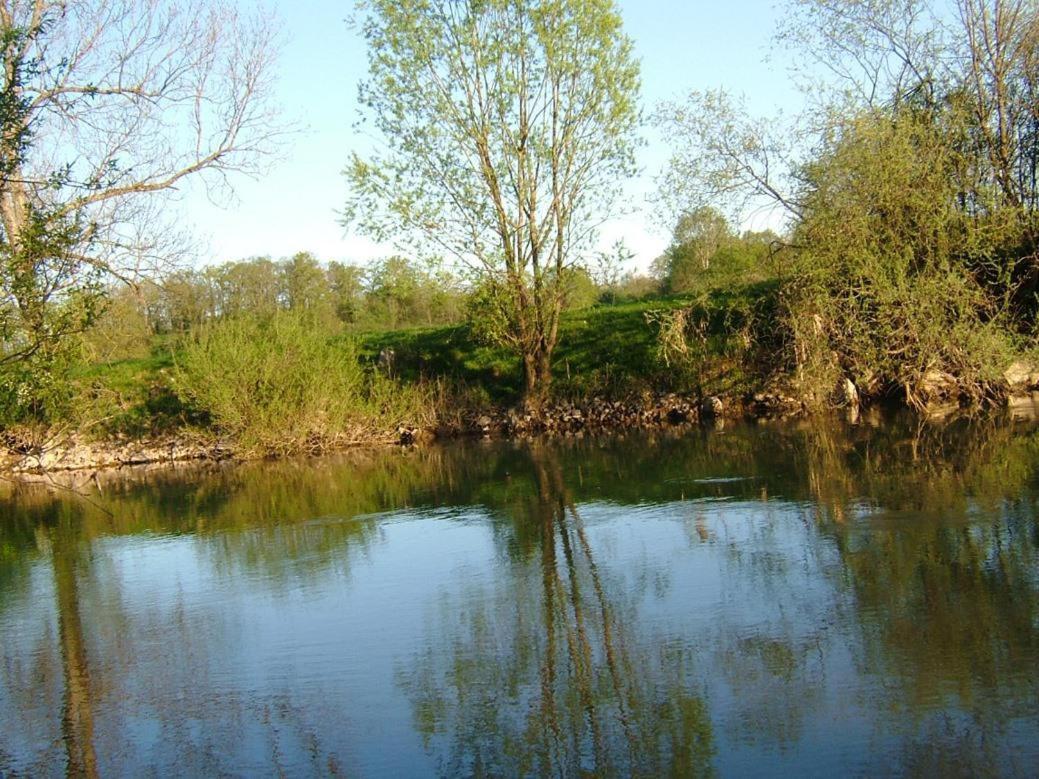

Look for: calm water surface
[1,419,1038,776]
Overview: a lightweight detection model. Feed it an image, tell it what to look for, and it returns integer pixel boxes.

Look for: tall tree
[0,0,284,416]
[344,0,640,407]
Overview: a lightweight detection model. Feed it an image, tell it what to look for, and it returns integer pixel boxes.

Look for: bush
[648,282,782,399]
[175,313,377,455]
[783,109,1020,407]
[0,344,83,428]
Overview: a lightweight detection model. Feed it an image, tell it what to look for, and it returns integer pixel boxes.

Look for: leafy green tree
[656,208,777,294]
[280,251,334,323]
[363,256,426,330]
[327,261,367,326]
[562,265,599,310]
[787,108,1016,405]
[278,256,326,317]
[81,284,157,363]
[214,259,281,320]
[345,0,641,408]
[157,270,214,333]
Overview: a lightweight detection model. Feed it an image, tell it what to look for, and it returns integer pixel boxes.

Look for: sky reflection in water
[1,418,1038,776]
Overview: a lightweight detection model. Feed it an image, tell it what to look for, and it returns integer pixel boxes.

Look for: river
[1,417,1037,776]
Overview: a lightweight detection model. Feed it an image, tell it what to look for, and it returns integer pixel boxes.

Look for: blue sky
[179,1,801,271]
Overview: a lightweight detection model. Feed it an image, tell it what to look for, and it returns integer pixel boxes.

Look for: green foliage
[174,312,376,455]
[366,289,779,402]
[0,212,102,425]
[648,281,781,399]
[0,334,85,426]
[67,348,189,439]
[80,286,157,364]
[656,207,779,295]
[609,273,662,302]
[653,1,1039,410]
[139,254,466,337]
[0,2,282,433]
[345,0,641,403]
[785,109,1019,406]
[463,279,518,350]
[0,19,104,424]
[360,255,463,330]
[562,266,600,310]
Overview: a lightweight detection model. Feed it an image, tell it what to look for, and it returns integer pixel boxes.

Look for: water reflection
[52,525,99,778]
[401,444,713,776]
[0,415,1037,775]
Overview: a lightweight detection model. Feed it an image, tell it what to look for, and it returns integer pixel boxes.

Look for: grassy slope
[356,294,696,402]
[69,347,189,437]
[71,284,777,438]
[360,282,779,402]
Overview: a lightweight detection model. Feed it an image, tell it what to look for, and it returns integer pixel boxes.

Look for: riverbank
[6,283,1039,476]
[8,387,1039,477]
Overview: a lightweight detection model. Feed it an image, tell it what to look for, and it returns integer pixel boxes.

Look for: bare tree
[652,90,804,231]
[776,0,942,108]
[957,0,1039,210]
[0,0,284,393]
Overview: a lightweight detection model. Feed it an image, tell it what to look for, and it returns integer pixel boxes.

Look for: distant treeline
[82,250,668,363]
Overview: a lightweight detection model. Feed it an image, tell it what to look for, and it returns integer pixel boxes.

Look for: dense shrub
[784,110,1019,407]
[174,312,427,454]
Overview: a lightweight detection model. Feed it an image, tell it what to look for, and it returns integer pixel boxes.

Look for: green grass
[67,284,780,439]
[357,284,778,402]
[355,295,695,402]
[69,343,191,437]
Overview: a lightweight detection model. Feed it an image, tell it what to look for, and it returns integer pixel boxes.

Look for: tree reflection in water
[401,444,714,777]
[52,524,99,778]
[0,416,1036,775]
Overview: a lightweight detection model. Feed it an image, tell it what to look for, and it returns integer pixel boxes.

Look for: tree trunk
[523,347,554,413]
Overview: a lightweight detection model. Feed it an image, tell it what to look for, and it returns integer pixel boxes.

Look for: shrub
[648,282,781,399]
[174,313,374,455]
[783,109,1020,407]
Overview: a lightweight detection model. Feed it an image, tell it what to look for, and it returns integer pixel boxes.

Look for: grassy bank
[29,286,772,455]
[7,272,1035,470]
[358,282,778,404]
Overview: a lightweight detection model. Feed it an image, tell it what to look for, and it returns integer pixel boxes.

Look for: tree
[657,209,778,294]
[214,258,281,319]
[655,0,1039,405]
[592,238,634,301]
[345,0,640,408]
[280,251,332,321]
[326,261,366,325]
[652,90,804,232]
[0,0,283,418]
[671,207,733,273]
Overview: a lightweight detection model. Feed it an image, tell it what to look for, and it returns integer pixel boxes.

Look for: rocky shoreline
[5,384,1039,477]
[3,391,786,476]
[1,434,234,475]
[412,389,800,443]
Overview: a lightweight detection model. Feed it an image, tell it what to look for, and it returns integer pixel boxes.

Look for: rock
[839,377,859,408]
[701,396,723,418]
[1008,392,1039,421]
[1004,360,1039,390]
[917,369,958,402]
